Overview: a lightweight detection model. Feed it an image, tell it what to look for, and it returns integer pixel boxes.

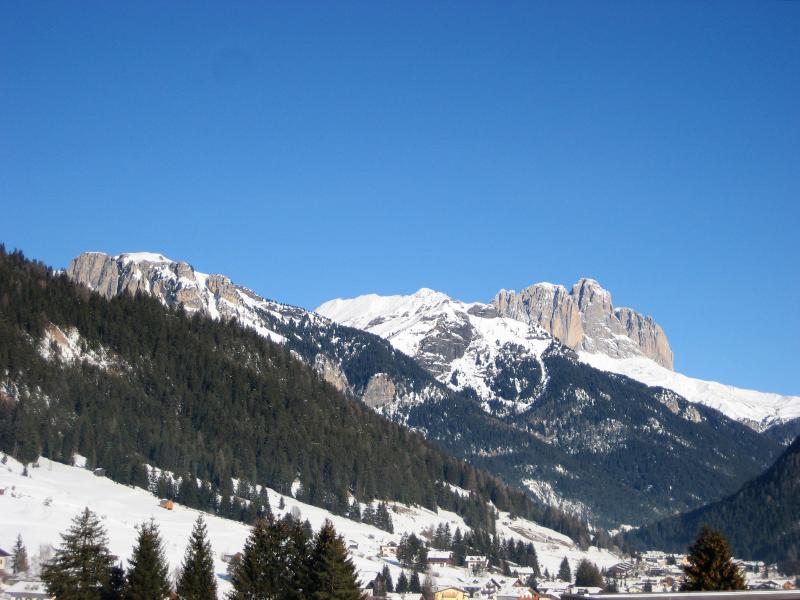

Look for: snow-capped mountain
[64,252,784,526]
[317,288,553,415]
[317,283,800,433]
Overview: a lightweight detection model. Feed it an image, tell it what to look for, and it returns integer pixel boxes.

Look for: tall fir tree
[108,564,126,600]
[558,556,572,582]
[381,564,393,593]
[228,517,306,600]
[11,533,29,574]
[177,515,217,600]
[574,559,604,587]
[396,571,409,593]
[307,520,364,600]
[681,526,746,591]
[41,507,115,600]
[408,571,422,593]
[125,520,171,600]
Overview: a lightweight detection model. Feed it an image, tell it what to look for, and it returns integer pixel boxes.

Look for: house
[159,499,174,510]
[5,580,54,599]
[0,548,11,571]
[513,566,534,578]
[496,585,537,600]
[221,552,242,563]
[434,587,467,600]
[465,555,489,574]
[607,561,635,578]
[380,542,398,558]
[427,550,453,567]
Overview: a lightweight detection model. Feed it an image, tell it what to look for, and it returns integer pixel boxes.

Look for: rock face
[313,354,349,394]
[362,373,397,409]
[493,278,674,369]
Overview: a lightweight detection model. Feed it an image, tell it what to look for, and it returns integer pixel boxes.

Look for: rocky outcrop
[313,354,349,394]
[362,373,396,409]
[493,278,674,369]
[494,283,583,348]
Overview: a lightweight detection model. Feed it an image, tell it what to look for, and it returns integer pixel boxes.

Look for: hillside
[0,246,583,539]
[0,455,621,596]
[628,435,800,568]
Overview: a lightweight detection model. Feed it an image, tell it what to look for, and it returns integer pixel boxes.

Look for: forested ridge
[0,246,591,540]
[626,435,800,570]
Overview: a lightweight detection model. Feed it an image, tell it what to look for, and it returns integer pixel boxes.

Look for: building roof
[0,548,12,557]
[428,550,453,560]
[6,580,51,598]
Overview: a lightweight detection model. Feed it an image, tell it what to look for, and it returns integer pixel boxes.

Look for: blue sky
[1,2,798,394]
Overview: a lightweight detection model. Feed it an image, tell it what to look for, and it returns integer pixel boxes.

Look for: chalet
[496,585,537,600]
[513,566,535,578]
[434,587,467,600]
[427,550,453,567]
[5,580,55,599]
[221,552,242,564]
[380,541,398,558]
[159,499,174,510]
[0,548,11,571]
[465,555,489,574]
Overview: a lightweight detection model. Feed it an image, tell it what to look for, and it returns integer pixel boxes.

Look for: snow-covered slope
[318,289,554,414]
[579,353,800,432]
[318,287,799,432]
[0,456,620,596]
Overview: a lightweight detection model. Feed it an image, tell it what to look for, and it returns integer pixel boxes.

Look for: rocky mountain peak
[492,278,673,370]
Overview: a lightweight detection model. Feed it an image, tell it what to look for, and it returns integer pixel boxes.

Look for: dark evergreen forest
[626,435,800,571]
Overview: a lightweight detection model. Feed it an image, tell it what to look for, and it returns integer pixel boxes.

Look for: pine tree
[382,564,393,593]
[396,571,409,593]
[408,571,421,593]
[41,507,115,600]
[177,515,217,600]
[11,533,29,574]
[125,519,171,600]
[228,518,289,599]
[108,564,126,600]
[307,520,364,600]
[574,559,604,587]
[558,556,572,582]
[681,526,746,591]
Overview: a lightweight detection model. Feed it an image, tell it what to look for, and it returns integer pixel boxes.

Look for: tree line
[39,506,364,600]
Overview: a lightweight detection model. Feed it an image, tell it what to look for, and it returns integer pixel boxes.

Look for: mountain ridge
[65,251,782,528]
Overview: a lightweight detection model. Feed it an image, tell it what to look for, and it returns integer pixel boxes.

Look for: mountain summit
[493,278,673,369]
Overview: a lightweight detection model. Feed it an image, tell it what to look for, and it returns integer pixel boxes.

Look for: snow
[579,352,800,430]
[115,252,173,265]
[0,456,621,596]
[317,289,553,414]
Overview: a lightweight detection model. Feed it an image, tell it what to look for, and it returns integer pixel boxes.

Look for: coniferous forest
[0,246,590,541]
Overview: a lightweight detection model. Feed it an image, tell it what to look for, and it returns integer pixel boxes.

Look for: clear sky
[1,2,798,394]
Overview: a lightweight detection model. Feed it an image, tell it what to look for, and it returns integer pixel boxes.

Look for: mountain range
[65,251,793,529]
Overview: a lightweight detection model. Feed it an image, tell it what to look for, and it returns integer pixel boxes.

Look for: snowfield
[579,352,800,431]
[0,456,620,596]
